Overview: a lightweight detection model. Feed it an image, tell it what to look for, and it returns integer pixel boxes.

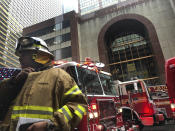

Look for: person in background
[0,36,87,131]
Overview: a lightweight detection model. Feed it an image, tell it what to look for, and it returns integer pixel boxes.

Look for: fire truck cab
[147,85,174,121]
[53,61,118,131]
[115,79,165,129]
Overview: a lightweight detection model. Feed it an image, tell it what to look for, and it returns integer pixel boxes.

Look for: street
[143,123,175,131]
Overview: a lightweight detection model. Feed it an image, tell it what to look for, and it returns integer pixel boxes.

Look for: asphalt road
[143,123,175,131]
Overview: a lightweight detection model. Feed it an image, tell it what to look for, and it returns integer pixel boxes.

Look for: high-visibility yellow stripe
[58,105,73,122]
[63,105,73,118]
[74,105,86,120]
[13,106,53,112]
[12,109,53,115]
[72,90,82,95]
[58,109,68,122]
[65,85,78,95]
[78,105,86,113]
[64,85,82,96]
[11,106,54,119]
[11,114,52,119]
[75,110,82,120]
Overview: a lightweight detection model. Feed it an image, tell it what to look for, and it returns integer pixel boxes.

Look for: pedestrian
[0,36,87,131]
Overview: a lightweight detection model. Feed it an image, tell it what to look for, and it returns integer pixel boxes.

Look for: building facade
[0,0,64,68]
[0,0,21,67]
[23,0,175,85]
[78,0,130,15]
[23,11,79,62]
[9,0,63,28]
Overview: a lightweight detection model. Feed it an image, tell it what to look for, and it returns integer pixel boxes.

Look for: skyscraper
[0,0,64,67]
[9,0,63,28]
[0,0,21,67]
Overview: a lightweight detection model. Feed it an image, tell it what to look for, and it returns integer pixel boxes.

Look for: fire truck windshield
[66,66,117,96]
[99,73,117,95]
[81,69,103,95]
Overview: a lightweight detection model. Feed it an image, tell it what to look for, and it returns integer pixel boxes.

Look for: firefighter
[0,36,87,131]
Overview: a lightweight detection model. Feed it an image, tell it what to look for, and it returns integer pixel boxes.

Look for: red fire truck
[115,79,165,129]
[147,85,174,122]
[165,57,175,119]
[53,60,119,131]
[0,60,141,131]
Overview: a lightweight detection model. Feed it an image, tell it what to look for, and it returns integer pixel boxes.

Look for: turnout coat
[0,68,87,131]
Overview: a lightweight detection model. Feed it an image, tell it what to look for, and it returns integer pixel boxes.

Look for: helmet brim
[15,48,54,60]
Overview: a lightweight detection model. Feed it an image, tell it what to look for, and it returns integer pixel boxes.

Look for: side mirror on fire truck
[134,82,138,91]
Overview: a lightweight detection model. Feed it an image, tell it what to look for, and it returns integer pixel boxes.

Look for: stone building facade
[23,0,175,85]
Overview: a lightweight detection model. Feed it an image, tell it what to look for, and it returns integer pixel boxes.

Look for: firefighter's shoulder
[45,67,72,81]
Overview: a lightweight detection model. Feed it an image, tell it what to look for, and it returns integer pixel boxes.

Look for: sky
[63,0,78,13]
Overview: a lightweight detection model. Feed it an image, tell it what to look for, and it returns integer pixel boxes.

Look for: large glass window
[52,46,72,60]
[45,32,71,46]
[27,20,70,37]
[109,33,159,85]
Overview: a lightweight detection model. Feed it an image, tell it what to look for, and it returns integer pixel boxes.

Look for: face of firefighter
[19,50,42,70]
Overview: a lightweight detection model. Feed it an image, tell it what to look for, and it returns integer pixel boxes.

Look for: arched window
[108,32,159,85]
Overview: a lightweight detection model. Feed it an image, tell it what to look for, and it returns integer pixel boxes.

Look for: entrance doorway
[105,19,160,85]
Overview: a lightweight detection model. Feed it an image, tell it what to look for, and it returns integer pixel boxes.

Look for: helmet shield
[16,36,54,60]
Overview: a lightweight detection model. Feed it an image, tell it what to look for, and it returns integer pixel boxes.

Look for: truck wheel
[159,114,166,125]
[159,120,165,125]
[138,121,144,131]
[159,113,166,126]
